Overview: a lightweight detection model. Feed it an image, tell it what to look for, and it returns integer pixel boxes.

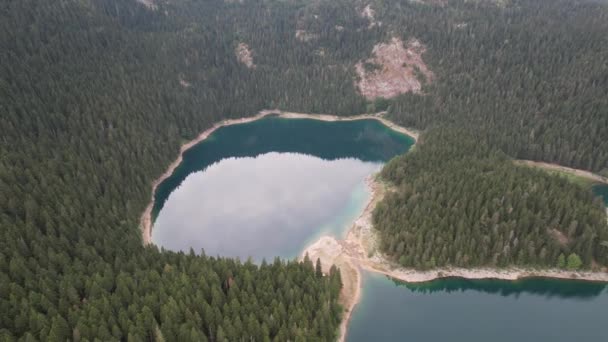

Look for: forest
[381,0,608,174]
[1,0,608,339]
[375,129,608,269]
[1,0,352,340]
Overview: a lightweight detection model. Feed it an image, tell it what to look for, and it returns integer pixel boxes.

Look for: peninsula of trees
[375,129,608,270]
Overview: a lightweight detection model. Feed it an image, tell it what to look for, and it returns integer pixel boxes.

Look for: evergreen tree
[375,129,608,269]
[567,254,583,270]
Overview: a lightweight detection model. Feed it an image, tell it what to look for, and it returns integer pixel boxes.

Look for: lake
[348,272,608,341]
[150,115,608,340]
[151,116,414,261]
[348,182,608,341]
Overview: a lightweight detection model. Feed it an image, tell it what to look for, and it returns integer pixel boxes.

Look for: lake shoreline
[141,108,607,342]
[303,174,608,341]
[139,109,418,244]
[139,110,273,244]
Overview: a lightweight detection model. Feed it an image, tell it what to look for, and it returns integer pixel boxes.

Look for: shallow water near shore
[347,271,608,341]
[151,117,413,261]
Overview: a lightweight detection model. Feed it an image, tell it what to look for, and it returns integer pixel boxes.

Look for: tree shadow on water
[390,276,607,300]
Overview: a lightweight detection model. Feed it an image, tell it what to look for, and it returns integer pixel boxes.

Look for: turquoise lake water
[592,183,608,206]
[348,272,608,341]
[152,116,414,261]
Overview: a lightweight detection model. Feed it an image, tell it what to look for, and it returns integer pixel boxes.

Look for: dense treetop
[1,0,608,339]
[375,129,608,270]
[382,0,608,174]
[1,0,352,340]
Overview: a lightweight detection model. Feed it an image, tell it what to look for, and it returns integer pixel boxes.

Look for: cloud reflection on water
[153,152,381,261]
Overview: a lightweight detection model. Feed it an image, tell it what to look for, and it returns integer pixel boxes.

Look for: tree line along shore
[3,0,608,340]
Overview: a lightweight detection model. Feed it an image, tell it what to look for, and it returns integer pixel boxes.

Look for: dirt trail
[515,160,608,184]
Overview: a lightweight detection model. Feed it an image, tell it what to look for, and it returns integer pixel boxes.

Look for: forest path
[515,160,608,185]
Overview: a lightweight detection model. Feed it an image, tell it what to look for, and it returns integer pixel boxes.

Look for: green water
[152,116,414,261]
[348,272,608,341]
[592,183,608,206]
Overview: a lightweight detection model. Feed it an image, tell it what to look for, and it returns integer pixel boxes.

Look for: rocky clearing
[295,30,319,42]
[360,4,379,28]
[135,0,157,10]
[235,43,256,69]
[355,37,434,99]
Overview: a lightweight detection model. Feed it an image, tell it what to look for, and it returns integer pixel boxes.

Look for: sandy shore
[301,175,388,342]
[300,237,361,342]
[139,109,417,244]
[362,264,608,283]
[279,111,420,141]
[302,174,608,341]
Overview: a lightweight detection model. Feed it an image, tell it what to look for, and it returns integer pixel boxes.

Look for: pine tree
[557,253,566,269]
[567,253,583,270]
[48,316,70,342]
[315,258,323,278]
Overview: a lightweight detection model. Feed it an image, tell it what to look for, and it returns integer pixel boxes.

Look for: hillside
[1,0,608,340]
[383,0,608,173]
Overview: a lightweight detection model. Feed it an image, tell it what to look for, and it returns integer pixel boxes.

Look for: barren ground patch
[235,43,255,69]
[360,4,379,28]
[355,37,434,99]
[295,30,319,42]
[136,0,157,10]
